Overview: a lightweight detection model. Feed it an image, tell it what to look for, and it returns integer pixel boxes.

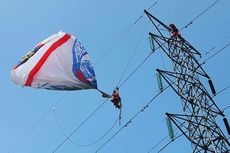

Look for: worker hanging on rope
[169,23,181,37]
[111,87,122,109]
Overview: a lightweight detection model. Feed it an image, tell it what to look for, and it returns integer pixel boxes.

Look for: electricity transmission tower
[144,10,230,153]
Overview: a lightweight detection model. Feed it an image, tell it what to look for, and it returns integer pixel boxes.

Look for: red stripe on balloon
[25,34,71,86]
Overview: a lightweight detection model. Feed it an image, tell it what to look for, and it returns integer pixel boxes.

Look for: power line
[96,0,227,152]
[147,84,229,153]
[95,85,171,153]
[13,1,217,150]
[215,84,230,98]
[121,0,222,89]
[52,16,162,153]
[147,134,169,153]
[224,105,230,111]
[147,83,230,153]
[122,2,227,151]
[117,23,150,86]
[118,0,219,89]
[9,1,224,152]
[51,49,157,152]
[94,2,225,151]
[8,111,50,153]
[143,1,226,152]
[95,1,159,65]
[157,132,185,153]
[7,94,66,153]
[118,51,154,88]
[52,99,108,153]
[180,0,220,31]
[9,3,159,151]
[53,108,118,147]
[202,34,230,58]
[8,3,158,151]
[155,82,230,153]
[52,22,162,153]
[53,65,165,152]
[147,129,180,153]
[201,42,230,65]
[147,122,184,153]
[152,82,230,153]
[212,84,230,112]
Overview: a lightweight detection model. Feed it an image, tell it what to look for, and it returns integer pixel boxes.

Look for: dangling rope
[96,0,160,127]
[52,99,108,153]
[95,84,171,153]
[52,14,161,152]
[52,20,162,151]
[11,1,221,153]
[58,1,227,151]
[53,108,119,147]
[7,94,66,153]
[52,20,159,151]
[114,23,150,125]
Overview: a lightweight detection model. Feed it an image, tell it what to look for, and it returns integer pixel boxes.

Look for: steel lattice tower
[144,10,230,153]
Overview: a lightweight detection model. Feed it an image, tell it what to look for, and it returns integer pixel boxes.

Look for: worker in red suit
[111,87,121,109]
[169,24,181,37]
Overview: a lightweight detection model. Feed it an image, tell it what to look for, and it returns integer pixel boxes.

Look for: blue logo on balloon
[72,39,97,88]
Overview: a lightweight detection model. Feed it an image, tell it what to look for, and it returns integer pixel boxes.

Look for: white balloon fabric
[11,31,97,90]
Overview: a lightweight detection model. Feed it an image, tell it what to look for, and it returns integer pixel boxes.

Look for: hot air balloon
[11,31,111,98]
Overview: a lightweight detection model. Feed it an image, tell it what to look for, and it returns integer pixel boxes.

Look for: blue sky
[1,0,230,153]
